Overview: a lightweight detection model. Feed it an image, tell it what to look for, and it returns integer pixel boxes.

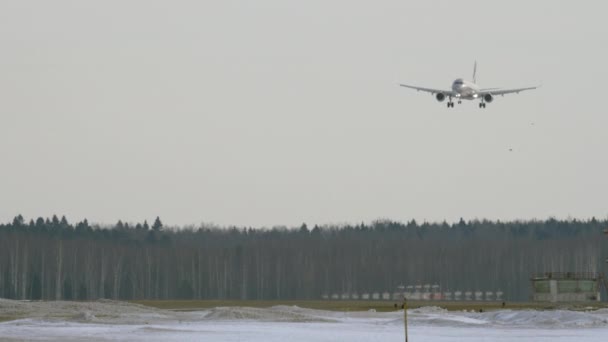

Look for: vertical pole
[403,297,408,342]
[604,229,608,300]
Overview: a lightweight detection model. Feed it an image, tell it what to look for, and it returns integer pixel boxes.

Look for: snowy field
[1,299,608,341]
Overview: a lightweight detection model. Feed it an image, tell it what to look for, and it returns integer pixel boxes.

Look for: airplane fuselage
[451,78,480,100]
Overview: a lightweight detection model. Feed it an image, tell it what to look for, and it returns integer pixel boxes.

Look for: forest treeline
[0,215,606,301]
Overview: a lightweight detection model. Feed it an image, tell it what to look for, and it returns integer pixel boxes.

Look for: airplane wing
[480,86,539,96]
[399,84,456,96]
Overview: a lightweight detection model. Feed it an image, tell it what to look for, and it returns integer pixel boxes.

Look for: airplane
[399,62,539,108]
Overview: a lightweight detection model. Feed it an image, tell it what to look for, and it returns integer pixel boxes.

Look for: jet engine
[483,94,494,103]
[435,93,446,102]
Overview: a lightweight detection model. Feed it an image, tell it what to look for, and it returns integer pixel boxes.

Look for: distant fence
[322,289,504,301]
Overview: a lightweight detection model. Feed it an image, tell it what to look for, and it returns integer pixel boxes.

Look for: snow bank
[471,309,608,328]
[2,300,608,341]
[0,298,191,324]
[202,306,338,322]
[2,299,608,329]
[397,306,608,328]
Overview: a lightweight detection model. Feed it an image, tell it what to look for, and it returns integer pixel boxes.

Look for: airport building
[530,272,603,302]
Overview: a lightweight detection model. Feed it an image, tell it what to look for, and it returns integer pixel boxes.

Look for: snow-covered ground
[1,300,608,341]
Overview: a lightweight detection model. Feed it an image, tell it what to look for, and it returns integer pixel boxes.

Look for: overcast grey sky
[1,1,607,227]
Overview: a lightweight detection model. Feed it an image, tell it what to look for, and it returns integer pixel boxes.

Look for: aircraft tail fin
[472,61,477,84]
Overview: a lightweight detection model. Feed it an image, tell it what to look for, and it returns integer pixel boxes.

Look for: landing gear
[447,97,455,108]
[458,100,462,104]
[479,102,486,108]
